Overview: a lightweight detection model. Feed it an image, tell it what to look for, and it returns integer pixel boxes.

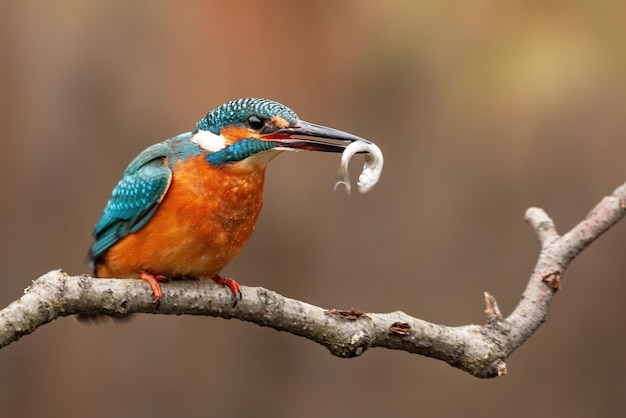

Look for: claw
[140,272,167,306]
[211,274,242,307]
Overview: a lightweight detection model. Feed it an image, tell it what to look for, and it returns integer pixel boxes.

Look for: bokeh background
[1,1,625,417]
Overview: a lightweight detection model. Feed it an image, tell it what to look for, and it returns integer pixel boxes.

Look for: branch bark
[2,181,625,378]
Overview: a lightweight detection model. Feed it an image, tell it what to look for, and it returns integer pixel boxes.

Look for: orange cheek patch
[220,126,256,144]
[271,116,291,129]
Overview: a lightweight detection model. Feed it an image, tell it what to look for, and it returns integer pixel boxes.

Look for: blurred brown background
[1,1,625,417]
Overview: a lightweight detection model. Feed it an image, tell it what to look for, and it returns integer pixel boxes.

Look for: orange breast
[97,155,266,280]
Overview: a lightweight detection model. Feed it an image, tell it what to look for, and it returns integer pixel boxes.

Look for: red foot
[140,272,167,306]
[211,274,242,307]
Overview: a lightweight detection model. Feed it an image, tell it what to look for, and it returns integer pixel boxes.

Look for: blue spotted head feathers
[194,98,298,135]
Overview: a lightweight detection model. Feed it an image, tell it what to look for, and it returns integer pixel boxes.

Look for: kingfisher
[88,98,370,307]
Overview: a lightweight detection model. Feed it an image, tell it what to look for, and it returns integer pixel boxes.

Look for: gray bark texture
[2,181,625,378]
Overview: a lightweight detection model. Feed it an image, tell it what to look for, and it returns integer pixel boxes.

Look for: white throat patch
[191,130,227,152]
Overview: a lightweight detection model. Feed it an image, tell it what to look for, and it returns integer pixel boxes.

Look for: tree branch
[2,181,625,378]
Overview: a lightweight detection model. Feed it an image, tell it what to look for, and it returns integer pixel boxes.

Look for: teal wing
[88,142,172,264]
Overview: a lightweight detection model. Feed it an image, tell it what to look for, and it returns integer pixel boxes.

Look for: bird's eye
[246,115,266,131]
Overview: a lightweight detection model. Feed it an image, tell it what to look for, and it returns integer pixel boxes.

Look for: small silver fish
[334,140,383,194]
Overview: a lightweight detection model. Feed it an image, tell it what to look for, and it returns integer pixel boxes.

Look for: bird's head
[191,98,369,166]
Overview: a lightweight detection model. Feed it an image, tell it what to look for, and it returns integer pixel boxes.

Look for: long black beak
[261,120,370,152]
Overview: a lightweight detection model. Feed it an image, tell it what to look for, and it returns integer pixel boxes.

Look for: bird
[88,98,370,308]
